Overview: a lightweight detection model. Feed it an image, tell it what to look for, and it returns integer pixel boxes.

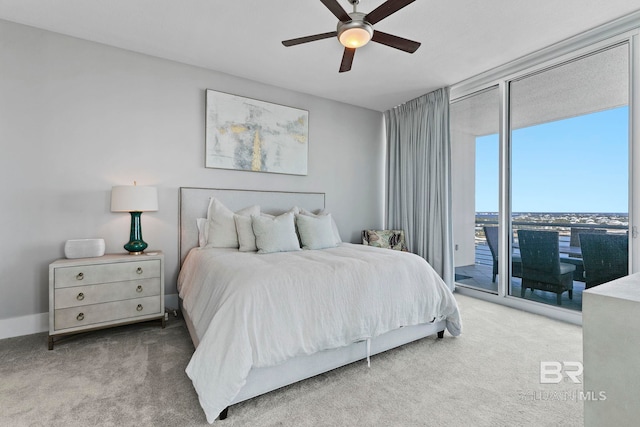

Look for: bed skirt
[180,298,445,408]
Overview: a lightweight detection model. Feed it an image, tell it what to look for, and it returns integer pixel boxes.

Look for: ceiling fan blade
[339,47,356,73]
[365,0,415,25]
[282,31,337,47]
[371,31,421,53]
[320,0,351,22]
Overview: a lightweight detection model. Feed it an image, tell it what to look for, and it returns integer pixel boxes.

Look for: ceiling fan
[282,0,421,73]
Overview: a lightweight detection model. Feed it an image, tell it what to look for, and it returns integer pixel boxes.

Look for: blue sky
[476,106,629,213]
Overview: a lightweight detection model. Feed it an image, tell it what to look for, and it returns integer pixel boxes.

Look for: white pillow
[295,213,338,250]
[233,214,265,252]
[251,212,301,254]
[260,206,299,218]
[234,215,255,252]
[299,208,342,244]
[196,218,208,248]
[205,198,259,248]
[236,211,300,252]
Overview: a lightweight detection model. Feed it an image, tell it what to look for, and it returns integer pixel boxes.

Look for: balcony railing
[473,216,628,267]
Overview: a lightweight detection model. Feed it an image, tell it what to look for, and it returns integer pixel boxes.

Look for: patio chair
[569,227,606,247]
[483,226,521,283]
[579,233,628,289]
[517,229,575,305]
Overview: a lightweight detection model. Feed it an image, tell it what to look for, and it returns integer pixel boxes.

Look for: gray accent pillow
[252,212,301,254]
[295,213,338,250]
[299,208,342,244]
[205,197,259,248]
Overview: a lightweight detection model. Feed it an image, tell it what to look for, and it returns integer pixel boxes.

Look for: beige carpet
[0,294,583,426]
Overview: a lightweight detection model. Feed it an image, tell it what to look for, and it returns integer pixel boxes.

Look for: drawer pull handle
[76,272,84,280]
[76,292,85,301]
[136,285,143,293]
[136,267,143,275]
[136,304,143,312]
[77,313,85,321]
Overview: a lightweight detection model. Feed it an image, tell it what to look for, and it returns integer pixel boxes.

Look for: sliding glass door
[509,43,629,310]
[452,41,631,313]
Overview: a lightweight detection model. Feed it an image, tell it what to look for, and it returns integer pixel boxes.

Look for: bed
[177,187,462,423]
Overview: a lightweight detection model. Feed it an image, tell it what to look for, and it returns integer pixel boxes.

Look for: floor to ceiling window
[451,87,500,293]
[508,43,629,311]
[451,35,633,318]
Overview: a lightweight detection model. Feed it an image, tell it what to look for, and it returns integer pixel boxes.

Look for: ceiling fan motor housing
[337,12,373,47]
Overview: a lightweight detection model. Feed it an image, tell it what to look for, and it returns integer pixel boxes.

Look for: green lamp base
[124,211,148,255]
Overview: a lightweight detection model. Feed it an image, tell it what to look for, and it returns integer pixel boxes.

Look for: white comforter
[178,243,461,423]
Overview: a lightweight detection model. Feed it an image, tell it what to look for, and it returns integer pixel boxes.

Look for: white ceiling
[1,0,639,112]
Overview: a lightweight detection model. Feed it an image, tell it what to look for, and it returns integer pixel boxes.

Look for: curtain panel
[385,87,454,290]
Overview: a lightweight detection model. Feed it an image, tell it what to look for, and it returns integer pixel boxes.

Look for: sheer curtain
[385,87,454,290]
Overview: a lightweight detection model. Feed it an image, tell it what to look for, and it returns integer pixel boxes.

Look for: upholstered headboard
[179,187,325,265]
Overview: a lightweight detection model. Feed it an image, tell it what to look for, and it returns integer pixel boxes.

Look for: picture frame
[205,89,309,175]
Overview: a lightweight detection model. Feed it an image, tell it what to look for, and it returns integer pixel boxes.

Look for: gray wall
[0,20,385,331]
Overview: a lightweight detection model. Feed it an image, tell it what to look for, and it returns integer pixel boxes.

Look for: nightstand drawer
[54,278,161,309]
[48,252,165,349]
[54,259,160,288]
[54,296,161,331]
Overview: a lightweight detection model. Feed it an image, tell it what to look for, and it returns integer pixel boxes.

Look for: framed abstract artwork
[205,89,309,175]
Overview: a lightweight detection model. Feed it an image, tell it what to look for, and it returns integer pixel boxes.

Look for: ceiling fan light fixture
[337,18,373,48]
[282,0,422,73]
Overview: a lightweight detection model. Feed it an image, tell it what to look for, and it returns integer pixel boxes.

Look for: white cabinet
[48,252,165,349]
[583,273,640,426]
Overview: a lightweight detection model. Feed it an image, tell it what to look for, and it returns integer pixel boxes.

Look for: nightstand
[48,252,165,349]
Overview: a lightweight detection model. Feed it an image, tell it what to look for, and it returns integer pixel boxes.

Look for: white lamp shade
[111,185,158,212]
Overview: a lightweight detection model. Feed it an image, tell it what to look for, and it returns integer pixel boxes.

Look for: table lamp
[111,182,158,254]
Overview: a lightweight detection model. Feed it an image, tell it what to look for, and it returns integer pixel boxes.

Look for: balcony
[455,215,628,311]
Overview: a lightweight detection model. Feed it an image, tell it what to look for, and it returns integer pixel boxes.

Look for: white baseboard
[0,312,49,340]
[0,293,181,340]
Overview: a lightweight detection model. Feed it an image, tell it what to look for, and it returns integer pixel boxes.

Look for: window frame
[450,19,640,325]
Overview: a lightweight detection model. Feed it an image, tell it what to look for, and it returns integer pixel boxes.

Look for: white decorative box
[64,238,106,259]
